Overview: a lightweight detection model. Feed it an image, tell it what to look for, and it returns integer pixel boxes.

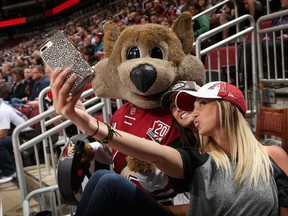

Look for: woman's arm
[162,204,188,216]
[0,129,8,139]
[264,145,288,175]
[264,145,288,216]
[51,68,185,179]
[280,207,288,216]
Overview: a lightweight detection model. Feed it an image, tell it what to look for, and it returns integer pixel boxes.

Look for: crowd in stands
[0,0,282,68]
[0,0,283,184]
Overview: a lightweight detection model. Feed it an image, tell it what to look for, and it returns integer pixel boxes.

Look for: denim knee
[85,169,113,190]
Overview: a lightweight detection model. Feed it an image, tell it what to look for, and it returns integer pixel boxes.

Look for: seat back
[204,46,239,84]
[204,46,238,71]
[256,106,288,153]
[246,20,272,42]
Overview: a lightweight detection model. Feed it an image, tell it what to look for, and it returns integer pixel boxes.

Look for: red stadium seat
[204,45,239,84]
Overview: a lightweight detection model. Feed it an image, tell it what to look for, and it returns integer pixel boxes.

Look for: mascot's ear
[103,22,120,58]
[172,12,194,55]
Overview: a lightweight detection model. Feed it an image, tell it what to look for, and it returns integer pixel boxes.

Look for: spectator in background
[0,82,11,100]
[15,65,46,117]
[10,67,35,108]
[84,35,96,56]
[162,0,177,13]
[84,48,98,66]
[0,83,32,184]
[116,19,127,32]
[140,15,150,24]
[70,34,82,48]
[4,67,28,103]
[10,65,49,119]
[176,0,190,15]
[187,2,210,64]
[269,0,282,13]
[1,62,13,84]
[75,26,88,45]
[144,1,154,19]
[153,0,166,19]
[127,12,141,25]
[0,69,4,82]
[162,0,178,20]
[23,63,91,146]
[23,56,33,68]
[150,12,161,24]
[31,50,43,66]
[28,65,50,101]
[244,0,265,21]
[210,1,236,42]
[187,2,210,39]
[160,17,173,28]
[14,57,25,67]
[83,35,97,66]
[93,32,104,64]
[23,67,35,99]
[198,0,213,18]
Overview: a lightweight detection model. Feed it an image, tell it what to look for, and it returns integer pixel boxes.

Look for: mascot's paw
[126,156,156,174]
[79,143,94,164]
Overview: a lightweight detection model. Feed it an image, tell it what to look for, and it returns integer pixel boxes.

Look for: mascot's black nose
[130,64,157,93]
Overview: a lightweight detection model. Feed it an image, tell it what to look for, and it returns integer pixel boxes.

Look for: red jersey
[110,102,180,174]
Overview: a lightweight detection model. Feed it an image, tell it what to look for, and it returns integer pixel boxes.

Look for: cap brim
[160,90,177,110]
[175,90,222,111]
[175,91,196,111]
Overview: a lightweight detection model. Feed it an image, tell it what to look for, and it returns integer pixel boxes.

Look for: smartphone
[39,30,95,95]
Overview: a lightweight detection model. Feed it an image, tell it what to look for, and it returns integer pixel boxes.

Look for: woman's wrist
[66,111,96,136]
[87,119,121,145]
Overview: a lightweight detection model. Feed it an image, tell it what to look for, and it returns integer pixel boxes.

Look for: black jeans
[0,136,16,176]
[75,169,171,216]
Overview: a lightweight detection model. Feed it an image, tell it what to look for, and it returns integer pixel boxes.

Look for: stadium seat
[256,106,288,153]
[204,45,240,85]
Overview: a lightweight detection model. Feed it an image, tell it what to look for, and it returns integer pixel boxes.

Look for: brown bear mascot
[64,11,205,204]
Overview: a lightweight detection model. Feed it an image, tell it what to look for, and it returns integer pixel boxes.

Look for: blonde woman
[51,68,288,215]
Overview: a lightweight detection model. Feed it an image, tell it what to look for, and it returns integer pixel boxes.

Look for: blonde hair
[200,100,272,187]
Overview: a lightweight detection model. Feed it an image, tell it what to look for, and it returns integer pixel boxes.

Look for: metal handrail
[195,15,255,57]
[22,185,58,216]
[193,0,239,23]
[12,87,109,204]
[194,14,258,126]
[256,9,288,85]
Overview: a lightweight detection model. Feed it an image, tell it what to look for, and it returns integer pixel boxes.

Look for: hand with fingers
[50,68,86,118]
[50,67,96,136]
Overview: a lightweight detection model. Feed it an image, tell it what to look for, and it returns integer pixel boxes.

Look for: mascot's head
[92,12,205,109]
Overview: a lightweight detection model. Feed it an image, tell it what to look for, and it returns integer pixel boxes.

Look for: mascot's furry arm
[80,142,113,164]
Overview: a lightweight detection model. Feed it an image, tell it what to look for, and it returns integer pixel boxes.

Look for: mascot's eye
[127,47,140,59]
[150,47,163,59]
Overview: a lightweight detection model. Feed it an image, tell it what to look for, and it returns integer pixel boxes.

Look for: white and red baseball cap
[176,81,247,117]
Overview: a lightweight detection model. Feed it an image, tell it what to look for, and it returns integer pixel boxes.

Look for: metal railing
[192,0,240,47]
[195,14,258,127]
[257,9,288,87]
[12,87,110,215]
[193,0,239,27]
